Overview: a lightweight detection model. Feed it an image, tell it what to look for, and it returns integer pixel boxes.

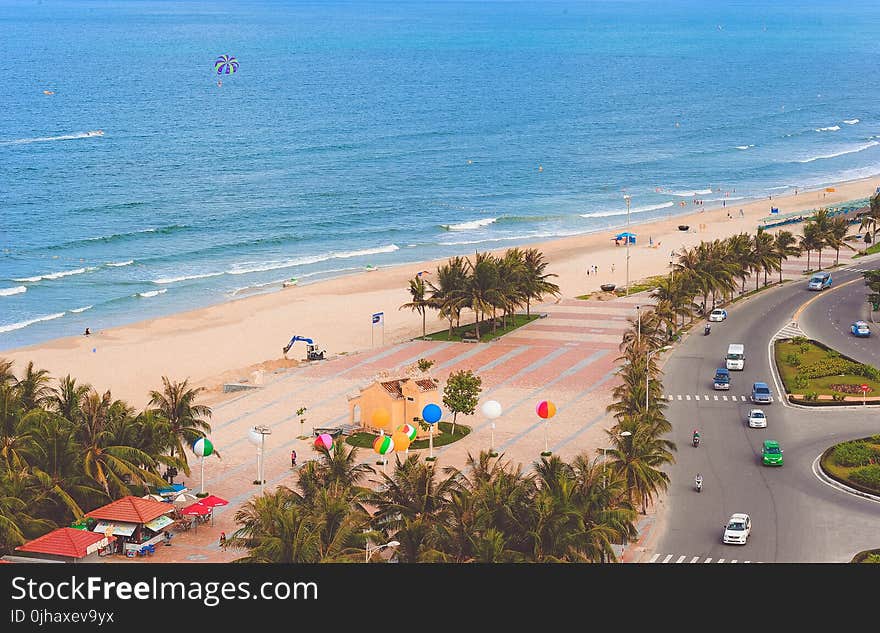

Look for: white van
[726,344,745,370]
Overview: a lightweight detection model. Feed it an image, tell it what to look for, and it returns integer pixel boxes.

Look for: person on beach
[611,263,615,273]
[586,267,590,276]
[740,209,744,217]
[83,328,90,336]
[727,212,731,219]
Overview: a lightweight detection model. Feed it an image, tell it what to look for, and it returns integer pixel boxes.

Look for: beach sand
[4,176,878,407]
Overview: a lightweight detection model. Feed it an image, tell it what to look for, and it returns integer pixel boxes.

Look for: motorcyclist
[695,473,703,491]
[704,323,711,335]
[692,429,700,446]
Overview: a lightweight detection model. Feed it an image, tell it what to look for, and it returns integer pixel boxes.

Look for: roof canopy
[86,495,175,524]
[16,528,113,559]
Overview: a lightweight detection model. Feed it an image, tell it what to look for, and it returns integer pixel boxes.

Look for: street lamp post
[602,430,632,488]
[248,425,272,495]
[646,346,673,412]
[366,540,400,563]
[624,194,631,296]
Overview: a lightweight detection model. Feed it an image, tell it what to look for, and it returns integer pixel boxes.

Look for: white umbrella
[142,494,166,502]
[173,493,199,507]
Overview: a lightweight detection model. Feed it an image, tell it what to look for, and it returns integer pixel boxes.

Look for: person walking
[219,532,226,548]
[290,449,297,467]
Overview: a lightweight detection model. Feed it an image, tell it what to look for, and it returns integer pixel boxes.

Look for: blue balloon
[92,348,96,353]
[422,403,442,424]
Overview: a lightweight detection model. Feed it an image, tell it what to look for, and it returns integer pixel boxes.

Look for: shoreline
[4,174,879,407]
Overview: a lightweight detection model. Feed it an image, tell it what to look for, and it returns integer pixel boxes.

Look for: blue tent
[614,232,636,244]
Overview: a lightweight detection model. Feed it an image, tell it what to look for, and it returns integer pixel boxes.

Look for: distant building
[348,367,440,437]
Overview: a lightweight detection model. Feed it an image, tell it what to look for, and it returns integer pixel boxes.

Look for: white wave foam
[13,267,95,282]
[70,305,93,313]
[1,131,104,145]
[442,218,498,230]
[0,312,65,334]
[153,272,224,284]
[735,145,755,150]
[815,126,841,132]
[797,140,880,163]
[106,260,134,267]
[137,289,167,298]
[0,286,27,297]
[580,201,674,219]
[227,244,400,276]
[229,266,365,296]
[669,189,713,196]
[843,119,859,125]
[440,231,584,247]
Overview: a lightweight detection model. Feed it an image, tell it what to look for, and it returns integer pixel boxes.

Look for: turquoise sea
[3,0,880,348]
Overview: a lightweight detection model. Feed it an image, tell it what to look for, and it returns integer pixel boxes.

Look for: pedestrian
[722,200,726,207]
[727,212,731,219]
[611,263,615,273]
[740,208,744,217]
[586,267,590,276]
[291,449,297,467]
[219,531,226,548]
[83,327,90,336]
[593,264,598,274]
[164,531,173,546]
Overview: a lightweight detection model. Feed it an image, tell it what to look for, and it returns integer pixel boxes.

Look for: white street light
[646,345,673,412]
[603,430,632,488]
[366,539,400,563]
[482,400,503,456]
[248,425,272,495]
[624,194,631,296]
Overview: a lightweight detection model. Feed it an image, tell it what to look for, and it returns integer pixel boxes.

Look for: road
[649,256,880,562]
[799,262,880,367]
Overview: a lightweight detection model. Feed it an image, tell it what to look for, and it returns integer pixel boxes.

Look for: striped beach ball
[536,400,556,419]
[399,423,418,442]
[192,438,214,457]
[373,434,395,455]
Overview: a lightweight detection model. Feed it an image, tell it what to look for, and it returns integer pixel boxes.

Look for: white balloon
[247,428,263,446]
[482,400,502,419]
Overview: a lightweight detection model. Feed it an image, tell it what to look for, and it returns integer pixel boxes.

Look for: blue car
[751,382,773,404]
[851,321,871,337]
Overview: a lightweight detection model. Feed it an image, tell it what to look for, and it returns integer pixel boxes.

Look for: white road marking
[741,396,747,401]
[714,395,718,401]
[685,395,691,401]
[703,558,713,563]
[690,556,700,563]
[677,395,682,401]
[722,396,728,401]
[662,554,673,563]
[676,555,686,563]
[648,553,660,563]
[717,558,725,563]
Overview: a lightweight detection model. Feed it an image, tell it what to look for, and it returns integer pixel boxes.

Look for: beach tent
[770,207,779,214]
[614,232,636,244]
[197,495,229,508]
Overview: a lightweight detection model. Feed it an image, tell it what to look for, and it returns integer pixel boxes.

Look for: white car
[747,409,767,428]
[709,309,728,322]
[722,513,751,545]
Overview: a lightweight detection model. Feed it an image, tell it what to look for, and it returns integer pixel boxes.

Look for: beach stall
[10,528,115,563]
[614,232,636,245]
[85,496,176,557]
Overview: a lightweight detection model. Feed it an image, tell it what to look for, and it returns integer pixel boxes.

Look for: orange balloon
[391,431,411,452]
[371,408,391,428]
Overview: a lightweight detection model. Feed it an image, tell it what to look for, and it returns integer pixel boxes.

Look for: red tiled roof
[415,379,438,391]
[85,495,173,523]
[16,528,112,559]
[380,380,404,399]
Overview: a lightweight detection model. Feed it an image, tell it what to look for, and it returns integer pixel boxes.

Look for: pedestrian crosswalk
[665,394,750,402]
[773,321,806,341]
[647,553,762,564]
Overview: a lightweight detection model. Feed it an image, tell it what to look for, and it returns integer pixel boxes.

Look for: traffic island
[774,337,880,406]
[819,436,880,497]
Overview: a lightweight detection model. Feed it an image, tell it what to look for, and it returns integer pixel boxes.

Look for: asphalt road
[651,257,880,562]
[799,263,880,367]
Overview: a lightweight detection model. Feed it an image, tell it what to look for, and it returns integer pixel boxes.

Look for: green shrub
[849,464,880,490]
[803,391,818,401]
[793,374,809,389]
[785,353,801,367]
[863,554,880,563]
[791,336,809,346]
[832,393,846,401]
[798,358,858,379]
[825,350,840,360]
[832,441,878,467]
[799,344,810,355]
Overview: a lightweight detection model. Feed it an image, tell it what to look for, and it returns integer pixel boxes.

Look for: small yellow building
[348,368,440,437]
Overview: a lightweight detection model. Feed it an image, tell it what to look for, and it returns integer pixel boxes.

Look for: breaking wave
[0,312,66,334]
[441,218,498,230]
[796,140,880,163]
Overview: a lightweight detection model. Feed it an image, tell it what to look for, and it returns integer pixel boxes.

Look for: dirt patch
[592,291,618,301]
[198,357,303,404]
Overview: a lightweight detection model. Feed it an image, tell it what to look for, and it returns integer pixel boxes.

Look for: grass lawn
[852,242,880,258]
[575,274,667,300]
[346,421,471,450]
[422,314,539,343]
[774,339,880,399]
[820,436,880,495]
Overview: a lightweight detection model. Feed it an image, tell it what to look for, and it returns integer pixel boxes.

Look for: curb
[811,453,880,504]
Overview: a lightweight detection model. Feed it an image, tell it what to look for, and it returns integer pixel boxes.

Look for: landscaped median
[774,336,880,405]
[346,421,471,451]
[422,314,540,343]
[819,435,880,497]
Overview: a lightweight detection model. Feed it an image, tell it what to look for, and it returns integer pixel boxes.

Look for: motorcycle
[695,475,703,493]
[692,434,700,448]
[704,324,711,336]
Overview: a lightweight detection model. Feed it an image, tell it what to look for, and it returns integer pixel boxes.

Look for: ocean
[2,0,880,349]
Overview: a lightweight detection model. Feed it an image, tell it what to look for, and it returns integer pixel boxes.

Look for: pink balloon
[314,433,333,451]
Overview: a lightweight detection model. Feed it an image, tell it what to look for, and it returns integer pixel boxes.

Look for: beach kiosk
[10,528,115,563]
[614,232,636,245]
[85,496,176,557]
[348,368,439,437]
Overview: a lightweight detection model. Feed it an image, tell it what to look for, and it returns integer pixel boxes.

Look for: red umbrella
[198,495,228,508]
[180,503,211,516]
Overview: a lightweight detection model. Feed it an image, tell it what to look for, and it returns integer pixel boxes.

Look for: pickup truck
[713,367,730,390]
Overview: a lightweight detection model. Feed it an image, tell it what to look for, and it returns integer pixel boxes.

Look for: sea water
[2,0,880,348]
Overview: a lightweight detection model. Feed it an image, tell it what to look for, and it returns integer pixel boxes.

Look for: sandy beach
[4,176,878,407]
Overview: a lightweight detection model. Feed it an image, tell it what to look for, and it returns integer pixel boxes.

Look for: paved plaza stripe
[648,553,660,563]
[662,554,673,563]
[676,555,686,563]
[548,373,621,452]
[476,346,530,372]
[433,343,494,371]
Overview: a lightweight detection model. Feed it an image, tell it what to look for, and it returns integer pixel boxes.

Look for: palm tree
[810,209,833,270]
[827,216,851,266]
[752,228,779,289]
[148,376,212,473]
[464,252,502,340]
[427,257,468,337]
[15,361,52,411]
[311,441,374,492]
[521,248,560,317]
[772,230,801,283]
[858,191,880,249]
[605,422,675,514]
[229,488,321,563]
[0,360,15,387]
[51,375,90,423]
[400,275,430,338]
[798,222,823,271]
